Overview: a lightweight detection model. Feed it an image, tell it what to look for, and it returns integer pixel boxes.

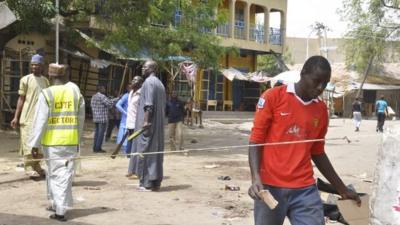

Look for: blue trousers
[254,184,324,225]
[93,122,107,152]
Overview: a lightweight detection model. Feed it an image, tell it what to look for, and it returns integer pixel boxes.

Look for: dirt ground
[0,116,398,225]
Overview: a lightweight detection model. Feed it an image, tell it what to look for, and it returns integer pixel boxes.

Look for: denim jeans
[254,184,324,225]
[93,122,107,152]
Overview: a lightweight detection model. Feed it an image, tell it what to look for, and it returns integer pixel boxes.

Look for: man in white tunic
[29,64,85,222]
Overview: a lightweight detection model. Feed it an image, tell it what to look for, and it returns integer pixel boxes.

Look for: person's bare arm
[11,95,26,128]
[248,143,264,200]
[312,153,361,206]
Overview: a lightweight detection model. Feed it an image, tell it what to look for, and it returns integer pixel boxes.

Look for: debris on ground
[225,185,240,191]
[218,176,231,181]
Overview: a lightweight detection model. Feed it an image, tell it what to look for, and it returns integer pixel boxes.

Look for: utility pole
[311,22,330,60]
[306,30,314,61]
[55,0,59,64]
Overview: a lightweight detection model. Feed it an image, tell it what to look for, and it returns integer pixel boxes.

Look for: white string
[24,133,380,163]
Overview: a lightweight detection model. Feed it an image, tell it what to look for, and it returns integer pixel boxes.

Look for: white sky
[286,0,347,38]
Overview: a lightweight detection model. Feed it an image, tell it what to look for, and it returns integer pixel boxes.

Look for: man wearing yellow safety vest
[29,63,85,222]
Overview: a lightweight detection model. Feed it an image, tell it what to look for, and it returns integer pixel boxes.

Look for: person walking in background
[127,76,143,178]
[375,95,388,132]
[132,60,166,191]
[166,91,185,151]
[29,64,85,222]
[116,84,132,154]
[106,90,121,142]
[352,97,362,132]
[11,54,49,177]
[91,85,113,153]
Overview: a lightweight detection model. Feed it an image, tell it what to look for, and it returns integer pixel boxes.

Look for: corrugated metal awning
[351,82,400,90]
[0,2,17,30]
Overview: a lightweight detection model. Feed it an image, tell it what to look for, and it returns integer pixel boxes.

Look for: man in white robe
[29,64,85,221]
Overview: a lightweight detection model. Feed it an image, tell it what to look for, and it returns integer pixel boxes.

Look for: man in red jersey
[248,56,361,225]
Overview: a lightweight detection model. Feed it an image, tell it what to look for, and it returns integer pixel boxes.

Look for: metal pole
[306,30,313,61]
[56,0,59,64]
[324,29,328,59]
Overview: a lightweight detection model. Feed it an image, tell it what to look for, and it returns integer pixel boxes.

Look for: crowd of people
[10,54,381,223]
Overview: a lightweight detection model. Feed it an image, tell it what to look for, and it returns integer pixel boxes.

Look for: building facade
[193,0,287,111]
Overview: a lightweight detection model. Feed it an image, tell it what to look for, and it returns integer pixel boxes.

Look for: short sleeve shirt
[375,100,388,113]
[18,74,50,125]
[249,84,328,188]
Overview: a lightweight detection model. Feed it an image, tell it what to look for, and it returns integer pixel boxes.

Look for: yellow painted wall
[194,51,256,103]
[250,6,256,24]
[219,0,229,9]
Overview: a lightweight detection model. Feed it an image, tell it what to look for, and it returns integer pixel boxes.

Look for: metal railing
[217,23,230,37]
[234,20,245,39]
[199,27,212,34]
[269,28,282,45]
[250,24,265,44]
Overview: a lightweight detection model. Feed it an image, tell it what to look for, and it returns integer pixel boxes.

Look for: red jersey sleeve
[310,104,328,155]
[249,90,274,144]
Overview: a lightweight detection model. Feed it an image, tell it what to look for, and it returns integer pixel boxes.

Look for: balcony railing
[174,10,182,26]
[234,20,245,40]
[217,23,230,37]
[199,27,212,34]
[250,24,265,44]
[269,28,283,45]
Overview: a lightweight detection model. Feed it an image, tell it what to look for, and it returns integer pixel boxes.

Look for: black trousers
[377,112,386,132]
[106,119,120,140]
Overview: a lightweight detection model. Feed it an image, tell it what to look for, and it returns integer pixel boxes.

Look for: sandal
[49,214,67,222]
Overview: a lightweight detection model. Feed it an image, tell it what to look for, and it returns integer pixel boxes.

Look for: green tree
[257,46,294,75]
[339,0,400,74]
[4,0,232,69]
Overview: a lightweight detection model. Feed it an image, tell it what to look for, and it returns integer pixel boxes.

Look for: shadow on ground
[72,180,108,187]
[0,213,92,225]
[67,206,117,220]
[159,184,192,192]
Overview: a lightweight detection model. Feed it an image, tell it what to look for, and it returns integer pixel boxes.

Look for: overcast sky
[285,0,348,38]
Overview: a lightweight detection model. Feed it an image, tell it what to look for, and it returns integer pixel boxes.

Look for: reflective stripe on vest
[41,85,80,146]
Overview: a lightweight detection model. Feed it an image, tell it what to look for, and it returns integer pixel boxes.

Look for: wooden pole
[108,65,114,95]
[356,54,374,98]
[19,49,23,77]
[83,62,90,96]
[118,62,128,96]
[0,52,4,125]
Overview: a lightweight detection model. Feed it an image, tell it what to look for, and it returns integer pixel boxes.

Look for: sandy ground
[0,117,398,225]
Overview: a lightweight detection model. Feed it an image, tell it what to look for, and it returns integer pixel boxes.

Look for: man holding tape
[29,64,85,222]
[248,56,360,225]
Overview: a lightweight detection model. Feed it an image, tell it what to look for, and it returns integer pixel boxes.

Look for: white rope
[24,133,380,163]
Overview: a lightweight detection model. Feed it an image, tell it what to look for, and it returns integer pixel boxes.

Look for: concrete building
[286,37,344,64]
[193,0,288,111]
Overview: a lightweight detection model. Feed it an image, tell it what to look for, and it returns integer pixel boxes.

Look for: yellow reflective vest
[41,85,80,146]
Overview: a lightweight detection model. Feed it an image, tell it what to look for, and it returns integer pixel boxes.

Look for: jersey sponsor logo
[257,98,265,109]
[280,112,290,116]
[287,124,300,136]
